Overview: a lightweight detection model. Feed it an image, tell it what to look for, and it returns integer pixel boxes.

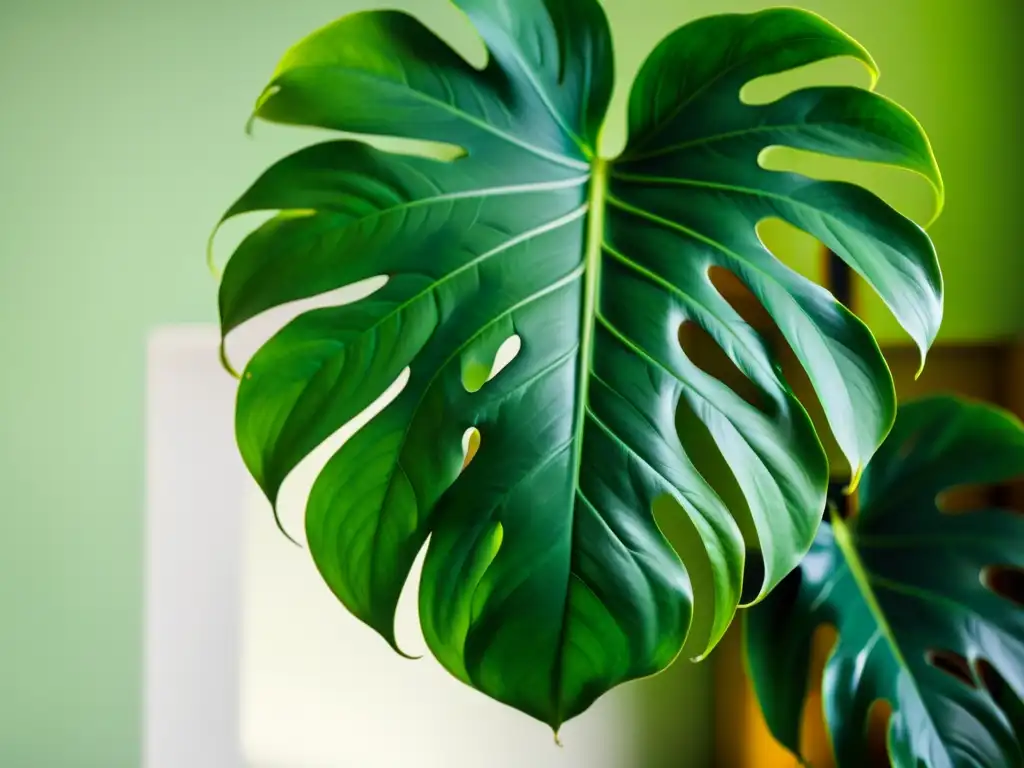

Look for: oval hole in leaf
[741,55,874,106]
[355,135,467,162]
[488,334,522,383]
[461,427,481,471]
[865,698,894,766]
[224,274,390,374]
[925,649,977,688]
[992,484,1021,515]
[981,565,1024,607]
[936,484,997,515]
[461,334,521,393]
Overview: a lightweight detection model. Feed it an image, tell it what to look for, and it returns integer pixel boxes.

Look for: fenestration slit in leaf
[983,565,1024,608]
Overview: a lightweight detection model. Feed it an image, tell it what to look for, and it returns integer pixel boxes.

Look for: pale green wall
[1,1,1019,765]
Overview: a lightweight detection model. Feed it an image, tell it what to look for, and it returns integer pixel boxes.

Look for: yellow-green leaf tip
[390,643,422,662]
[845,465,864,495]
[914,352,928,381]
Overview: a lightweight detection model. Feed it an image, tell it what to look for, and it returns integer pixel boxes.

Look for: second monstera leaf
[747,397,1024,767]
[214,1,942,726]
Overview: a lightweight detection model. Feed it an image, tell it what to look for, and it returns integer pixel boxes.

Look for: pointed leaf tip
[268,498,302,548]
[845,465,863,495]
[379,621,423,662]
[391,644,422,662]
[914,351,928,381]
[248,85,280,136]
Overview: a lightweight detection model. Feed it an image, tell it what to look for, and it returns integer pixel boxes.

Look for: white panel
[145,326,246,768]
[146,324,637,768]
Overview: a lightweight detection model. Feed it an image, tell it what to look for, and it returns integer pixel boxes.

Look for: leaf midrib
[552,156,608,728]
[832,515,947,749]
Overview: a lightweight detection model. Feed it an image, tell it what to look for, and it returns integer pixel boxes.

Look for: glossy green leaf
[747,397,1024,767]
[214,3,943,728]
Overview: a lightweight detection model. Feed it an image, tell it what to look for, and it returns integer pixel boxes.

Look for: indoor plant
[210,1,1022,764]
[748,396,1024,767]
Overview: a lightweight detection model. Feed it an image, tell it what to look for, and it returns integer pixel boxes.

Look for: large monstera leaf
[747,397,1024,767]
[214,1,943,727]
